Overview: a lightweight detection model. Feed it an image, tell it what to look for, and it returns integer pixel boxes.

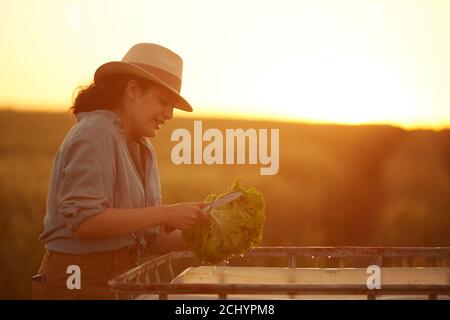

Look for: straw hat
[94,43,193,112]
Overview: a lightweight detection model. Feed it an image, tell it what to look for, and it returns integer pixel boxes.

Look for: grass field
[0,109,449,299]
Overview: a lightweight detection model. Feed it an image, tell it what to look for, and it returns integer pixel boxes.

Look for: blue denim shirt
[39,109,164,256]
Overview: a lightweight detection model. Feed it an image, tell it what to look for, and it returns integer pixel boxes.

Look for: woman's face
[122,80,177,140]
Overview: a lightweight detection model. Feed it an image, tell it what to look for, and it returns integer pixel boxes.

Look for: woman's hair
[69,73,153,115]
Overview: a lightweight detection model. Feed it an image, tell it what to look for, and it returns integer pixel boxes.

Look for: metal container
[108,246,450,300]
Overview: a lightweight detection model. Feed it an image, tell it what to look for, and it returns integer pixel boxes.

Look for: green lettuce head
[182,181,265,264]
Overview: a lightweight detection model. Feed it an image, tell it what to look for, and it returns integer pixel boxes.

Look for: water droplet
[311,256,315,259]
[328,256,331,259]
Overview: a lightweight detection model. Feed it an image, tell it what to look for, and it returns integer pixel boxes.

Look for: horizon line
[0,105,449,131]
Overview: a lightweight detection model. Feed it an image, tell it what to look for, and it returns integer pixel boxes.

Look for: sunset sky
[1,0,449,129]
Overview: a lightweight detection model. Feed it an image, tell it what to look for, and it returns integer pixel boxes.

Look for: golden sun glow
[245,53,419,125]
[1,0,449,129]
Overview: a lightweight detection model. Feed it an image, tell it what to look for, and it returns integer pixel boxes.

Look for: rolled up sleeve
[59,134,115,232]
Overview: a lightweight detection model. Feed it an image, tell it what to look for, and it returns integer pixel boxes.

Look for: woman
[32,43,208,299]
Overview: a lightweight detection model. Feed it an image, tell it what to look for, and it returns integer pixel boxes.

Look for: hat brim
[94,61,193,112]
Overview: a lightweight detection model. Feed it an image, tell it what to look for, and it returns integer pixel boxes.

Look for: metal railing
[108,246,450,300]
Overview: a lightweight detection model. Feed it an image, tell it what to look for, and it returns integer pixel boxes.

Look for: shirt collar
[75,109,126,134]
[75,109,155,153]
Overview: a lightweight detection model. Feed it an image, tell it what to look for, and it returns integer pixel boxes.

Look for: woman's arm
[75,206,167,240]
[75,202,208,240]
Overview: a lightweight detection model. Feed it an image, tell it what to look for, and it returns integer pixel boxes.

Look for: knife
[164,191,242,233]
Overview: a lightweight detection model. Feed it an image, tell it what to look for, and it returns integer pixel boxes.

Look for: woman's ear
[125,79,140,100]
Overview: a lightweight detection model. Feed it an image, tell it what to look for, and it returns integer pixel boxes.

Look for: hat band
[129,62,182,92]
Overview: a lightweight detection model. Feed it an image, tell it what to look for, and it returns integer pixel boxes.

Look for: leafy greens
[182,181,265,264]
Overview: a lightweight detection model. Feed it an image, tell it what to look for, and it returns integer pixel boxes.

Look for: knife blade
[203,191,242,212]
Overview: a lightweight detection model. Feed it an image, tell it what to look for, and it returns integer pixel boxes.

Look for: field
[0,109,449,299]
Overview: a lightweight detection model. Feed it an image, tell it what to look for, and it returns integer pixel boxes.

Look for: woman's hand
[165,202,210,230]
